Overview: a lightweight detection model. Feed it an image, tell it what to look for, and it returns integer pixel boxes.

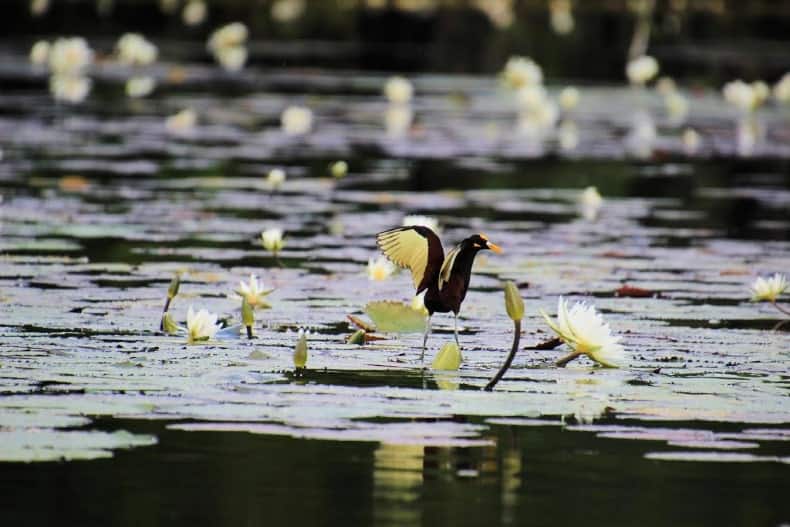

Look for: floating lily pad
[364,301,427,334]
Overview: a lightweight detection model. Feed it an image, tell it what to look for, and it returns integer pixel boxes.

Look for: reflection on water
[373,443,423,525]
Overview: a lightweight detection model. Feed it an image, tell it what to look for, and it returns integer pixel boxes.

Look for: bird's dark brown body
[375,226,502,350]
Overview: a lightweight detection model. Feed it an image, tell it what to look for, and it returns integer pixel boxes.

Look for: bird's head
[465,233,503,254]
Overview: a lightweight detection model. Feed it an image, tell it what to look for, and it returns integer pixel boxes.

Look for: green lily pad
[364,301,427,334]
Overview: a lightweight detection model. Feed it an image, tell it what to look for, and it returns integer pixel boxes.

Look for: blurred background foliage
[5,0,790,82]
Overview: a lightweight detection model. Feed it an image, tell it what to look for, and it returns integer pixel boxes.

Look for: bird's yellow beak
[486,241,503,254]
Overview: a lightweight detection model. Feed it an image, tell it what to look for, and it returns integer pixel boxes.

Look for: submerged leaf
[365,301,427,333]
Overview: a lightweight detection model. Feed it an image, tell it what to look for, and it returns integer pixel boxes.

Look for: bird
[375,226,503,357]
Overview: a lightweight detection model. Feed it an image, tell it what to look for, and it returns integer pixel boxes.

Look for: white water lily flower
[367,255,395,281]
[330,160,348,179]
[577,186,602,220]
[558,119,579,151]
[682,128,700,155]
[625,111,656,158]
[752,81,770,106]
[261,228,284,252]
[50,75,91,104]
[49,37,93,76]
[750,273,787,302]
[234,274,272,308]
[214,45,247,72]
[402,214,439,233]
[655,76,677,96]
[774,73,790,104]
[182,0,207,26]
[385,104,413,138]
[116,33,158,66]
[125,76,156,98]
[267,168,286,190]
[549,0,574,35]
[723,80,761,113]
[186,305,221,344]
[281,106,313,136]
[626,55,659,86]
[501,56,543,90]
[272,0,306,23]
[31,0,49,16]
[541,297,625,368]
[208,22,248,52]
[384,76,413,104]
[558,86,580,111]
[165,108,197,135]
[665,92,688,123]
[30,40,50,66]
[516,84,548,111]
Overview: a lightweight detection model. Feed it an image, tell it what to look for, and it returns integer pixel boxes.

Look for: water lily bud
[161,312,180,335]
[432,342,463,371]
[241,297,254,327]
[294,329,308,368]
[503,281,524,322]
[167,272,181,299]
[347,329,366,345]
[330,160,348,179]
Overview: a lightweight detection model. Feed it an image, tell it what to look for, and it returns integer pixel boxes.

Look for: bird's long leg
[453,313,460,348]
[421,316,432,362]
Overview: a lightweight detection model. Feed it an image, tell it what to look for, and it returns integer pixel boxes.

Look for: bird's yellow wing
[376,227,432,289]
[438,244,461,290]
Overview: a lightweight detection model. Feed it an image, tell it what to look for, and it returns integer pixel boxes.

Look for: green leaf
[365,301,427,334]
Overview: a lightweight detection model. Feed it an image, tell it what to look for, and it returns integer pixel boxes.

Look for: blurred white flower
[49,37,93,76]
[541,297,625,368]
[752,81,770,106]
[214,45,248,72]
[736,117,761,156]
[50,75,91,104]
[330,160,348,179]
[30,40,50,66]
[558,86,580,111]
[723,80,761,113]
[473,0,514,29]
[208,22,248,51]
[402,214,439,232]
[160,0,180,14]
[182,0,207,26]
[261,228,284,253]
[518,99,558,133]
[626,55,659,86]
[367,256,395,281]
[577,186,602,220]
[682,128,700,155]
[774,73,790,104]
[30,0,49,16]
[165,108,197,135]
[267,168,286,190]
[655,76,676,96]
[750,273,787,302]
[665,92,688,124]
[272,0,306,23]
[625,111,656,158]
[281,106,313,136]
[125,76,156,98]
[384,76,413,104]
[501,56,543,90]
[385,104,413,138]
[116,33,158,66]
[516,85,548,111]
[558,119,579,152]
[234,274,272,309]
[186,305,221,344]
[549,0,574,35]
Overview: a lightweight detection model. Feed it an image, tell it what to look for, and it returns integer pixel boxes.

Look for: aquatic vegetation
[293,328,309,369]
[558,86,580,111]
[160,272,181,329]
[626,55,659,86]
[549,0,574,35]
[665,92,689,124]
[267,168,286,190]
[48,37,93,75]
[182,0,207,26]
[723,80,766,113]
[125,76,155,98]
[501,56,543,89]
[49,74,91,104]
[750,273,787,303]
[208,22,249,72]
[186,306,222,344]
[241,298,255,339]
[384,76,413,104]
[367,256,396,281]
[774,73,790,104]
[261,228,285,255]
[330,160,348,179]
[577,186,602,221]
[29,40,50,66]
[233,274,272,310]
[116,33,158,66]
[165,108,197,135]
[541,297,625,368]
[364,301,427,334]
[281,106,313,136]
[432,342,463,370]
[485,281,524,391]
[682,128,700,155]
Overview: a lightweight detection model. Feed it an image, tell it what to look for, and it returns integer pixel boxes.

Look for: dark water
[1,418,788,527]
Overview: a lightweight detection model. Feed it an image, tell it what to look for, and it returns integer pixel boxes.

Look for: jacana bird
[375,226,503,355]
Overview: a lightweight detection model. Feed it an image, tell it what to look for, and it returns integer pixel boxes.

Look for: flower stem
[556,351,583,367]
[484,320,521,392]
[159,297,172,331]
[770,301,790,317]
[246,325,253,340]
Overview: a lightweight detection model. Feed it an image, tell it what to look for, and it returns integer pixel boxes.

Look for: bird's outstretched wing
[376,226,444,292]
[438,244,461,290]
